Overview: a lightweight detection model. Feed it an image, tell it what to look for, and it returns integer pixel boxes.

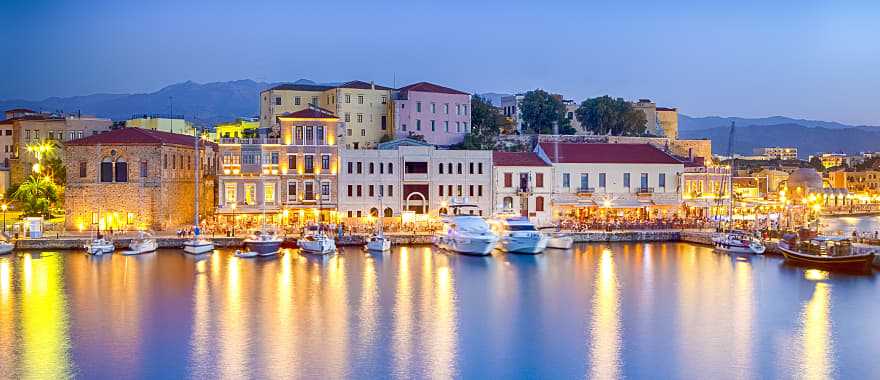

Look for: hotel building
[492,151,554,224]
[337,138,493,221]
[753,147,798,161]
[216,107,341,225]
[536,142,684,220]
[392,82,471,146]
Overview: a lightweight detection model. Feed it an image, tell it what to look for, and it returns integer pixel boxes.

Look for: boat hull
[546,236,573,250]
[779,246,875,271]
[435,235,498,256]
[365,238,391,252]
[500,235,548,254]
[183,240,214,255]
[86,244,115,256]
[124,239,158,255]
[0,243,13,255]
[298,239,336,255]
[244,240,282,256]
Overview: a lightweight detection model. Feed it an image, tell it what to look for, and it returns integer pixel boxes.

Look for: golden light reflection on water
[427,251,457,379]
[732,259,754,377]
[799,282,833,380]
[189,254,211,378]
[588,248,621,379]
[392,246,414,377]
[21,253,73,379]
[220,255,248,379]
[0,258,13,378]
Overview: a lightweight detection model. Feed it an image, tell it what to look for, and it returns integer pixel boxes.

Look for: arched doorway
[405,192,427,214]
[369,207,378,217]
[383,207,393,217]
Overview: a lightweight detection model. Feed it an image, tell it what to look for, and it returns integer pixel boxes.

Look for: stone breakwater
[14,230,720,250]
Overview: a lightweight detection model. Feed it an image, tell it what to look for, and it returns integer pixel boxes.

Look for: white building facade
[492,151,554,224]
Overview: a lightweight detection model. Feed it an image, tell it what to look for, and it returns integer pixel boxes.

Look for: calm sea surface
[0,242,877,379]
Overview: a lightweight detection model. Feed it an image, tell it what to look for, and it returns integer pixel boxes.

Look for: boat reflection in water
[0,243,876,378]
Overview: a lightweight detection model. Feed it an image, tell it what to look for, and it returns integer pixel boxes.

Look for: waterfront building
[392,82,471,146]
[500,94,525,132]
[63,128,217,231]
[492,151,553,224]
[125,114,195,135]
[260,81,393,150]
[536,142,684,220]
[216,107,340,226]
[7,113,112,183]
[828,170,880,193]
[0,118,16,167]
[680,157,732,218]
[812,153,846,168]
[753,146,798,161]
[528,134,713,165]
[337,138,493,222]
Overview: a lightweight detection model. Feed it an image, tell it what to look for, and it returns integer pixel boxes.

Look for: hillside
[678,114,877,132]
[679,123,880,157]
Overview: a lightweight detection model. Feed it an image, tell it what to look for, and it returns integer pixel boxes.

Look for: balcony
[577,187,596,196]
[636,187,654,195]
[517,186,531,195]
[219,137,281,145]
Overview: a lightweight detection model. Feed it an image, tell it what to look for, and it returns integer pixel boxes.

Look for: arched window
[369,207,378,217]
[439,207,448,215]
[115,158,128,183]
[503,196,514,209]
[383,207,393,217]
[100,157,113,182]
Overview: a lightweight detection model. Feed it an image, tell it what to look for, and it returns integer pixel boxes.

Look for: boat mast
[193,124,200,231]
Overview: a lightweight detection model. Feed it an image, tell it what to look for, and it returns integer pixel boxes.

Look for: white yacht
[298,225,336,255]
[490,216,549,254]
[546,233,574,249]
[244,230,283,256]
[365,233,391,252]
[434,204,498,256]
[0,240,13,255]
[183,236,214,255]
[122,231,158,255]
[86,237,115,256]
[712,231,766,255]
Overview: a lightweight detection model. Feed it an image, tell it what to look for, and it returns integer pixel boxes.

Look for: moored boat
[234,249,260,258]
[0,241,13,255]
[297,225,336,255]
[712,231,765,255]
[244,230,282,256]
[86,237,115,256]
[183,236,214,255]
[365,233,391,252]
[490,215,548,254]
[434,203,498,256]
[122,231,158,255]
[778,235,876,272]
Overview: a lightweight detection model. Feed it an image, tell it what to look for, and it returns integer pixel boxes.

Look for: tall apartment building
[217,107,341,225]
[259,81,393,150]
[337,138,493,220]
[393,82,471,146]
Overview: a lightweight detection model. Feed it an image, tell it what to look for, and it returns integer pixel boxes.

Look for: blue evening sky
[1,0,878,124]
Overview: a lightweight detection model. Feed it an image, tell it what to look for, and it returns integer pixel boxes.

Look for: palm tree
[11,175,60,217]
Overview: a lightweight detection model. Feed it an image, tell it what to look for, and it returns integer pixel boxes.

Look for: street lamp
[230,202,237,237]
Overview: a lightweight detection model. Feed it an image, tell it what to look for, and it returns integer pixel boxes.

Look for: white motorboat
[434,204,498,256]
[712,231,766,254]
[297,226,336,255]
[0,241,14,255]
[489,216,548,254]
[183,236,214,255]
[365,233,391,252]
[86,238,115,256]
[122,232,158,255]
[546,233,574,249]
[234,249,259,258]
[244,230,282,256]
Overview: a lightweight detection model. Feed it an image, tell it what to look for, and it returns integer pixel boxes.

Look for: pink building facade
[393,82,471,146]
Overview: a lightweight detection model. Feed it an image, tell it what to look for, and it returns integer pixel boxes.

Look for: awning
[553,199,596,206]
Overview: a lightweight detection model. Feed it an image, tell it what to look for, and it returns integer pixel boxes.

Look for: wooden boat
[778,236,876,272]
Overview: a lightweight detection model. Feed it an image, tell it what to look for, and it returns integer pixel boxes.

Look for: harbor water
[0,242,877,379]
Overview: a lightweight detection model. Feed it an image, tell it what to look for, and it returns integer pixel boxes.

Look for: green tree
[519,89,575,135]
[11,175,60,217]
[575,95,647,136]
[459,95,507,150]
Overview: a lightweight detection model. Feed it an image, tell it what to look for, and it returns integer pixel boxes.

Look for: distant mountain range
[3,81,877,156]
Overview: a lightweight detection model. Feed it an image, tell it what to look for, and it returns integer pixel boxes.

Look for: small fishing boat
[365,233,391,252]
[778,235,876,272]
[0,240,13,255]
[86,237,115,256]
[298,225,336,255]
[244,230,282,256]
[234,249,259,258]
[546,232,574,250]
[122,231,158,255]
[712,231,765,255]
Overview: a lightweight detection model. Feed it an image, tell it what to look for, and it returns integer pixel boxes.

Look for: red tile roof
[338,80,392,91]
[277,107,337,119]
[0,114,63,124]
[538,143,683,164]
[493,151,550,167]
[66,128,216,148]
[397,82,469,95]
[4,108,35,113]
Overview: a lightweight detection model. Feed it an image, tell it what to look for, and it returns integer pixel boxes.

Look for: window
[275,97,282,105]
[380,163,384,174]
[316,126,324,145]
[388,163,393,174]
[311,96,318,106]
[447,163,452,174]
[79,162,87,178]
[356,185,362,197]
[416,102,422,112]
[456,122,461,133]
[357,114,363,123]
[438,163,444,174]
[503,196,514,209]
[640,173,649,189]
[321,182,330,196]
[357,162,362,174]
[402,124,407,131]
[504,173,512,187]
[469,185,474,196]
[444,103,449,114]
[563,173,570,188]
[469,162,474,174]
[306,126,314,145]
[404,161,428,173]
[244,183,256,205]
[388,185,393,197]
[580,174,589,190]
[321,154,330,170]
[289,154,297,171]
[225,183,237,204]
[478,185,483,196]
[536,173,544,187]
[345,113,351,122]
[478,163,483,174]
[270,152,279,165]
[140,161,148,177]
[381,96,387,104]
[659,173,666,189]
[358,95,364,104]
[456,104,461,115]
[345,94,351,103]
[264,183,276,204]
[431,120,435,131]
[369,162,375,174]
[368,185,374,197]
[115,159,128,182]
[381,116,387,130]
[439,185,444,196]
[294,96,301,106]
[347,185,353,197]
[295,126,303,144]
[444,121,449,132]
[347,161,353,174]
[287,182,296,200]
[431,103,436,113]
[457,163,462,174]
[599,173,606,188]
[536,196,544,212]
[305,155,314,172]
[463,122,469,132]
[416,120,421,131]
[623,173,631,188]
